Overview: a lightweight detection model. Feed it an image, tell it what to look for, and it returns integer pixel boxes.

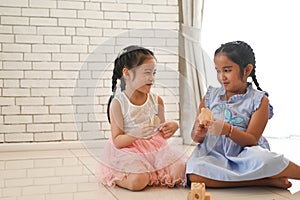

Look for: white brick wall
[0,0,180,144]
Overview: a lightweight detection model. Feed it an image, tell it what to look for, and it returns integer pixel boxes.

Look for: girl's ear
[244,64,253,77]
[122,67,129,78]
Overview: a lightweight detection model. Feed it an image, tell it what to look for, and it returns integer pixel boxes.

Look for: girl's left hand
[207,119,224,136]
[159,121,179,138]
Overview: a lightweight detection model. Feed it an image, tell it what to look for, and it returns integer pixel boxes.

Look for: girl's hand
[192,119,208,142]
[159,121,178,138]
[207,119,224,136]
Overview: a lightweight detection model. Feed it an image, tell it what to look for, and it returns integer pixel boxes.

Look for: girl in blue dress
[186,41,300,189]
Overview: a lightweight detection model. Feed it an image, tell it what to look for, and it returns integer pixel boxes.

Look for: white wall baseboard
[0,140,107,152]
[0,137,186,152]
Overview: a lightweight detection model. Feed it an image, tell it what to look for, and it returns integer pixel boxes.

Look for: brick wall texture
[0,0,180,143]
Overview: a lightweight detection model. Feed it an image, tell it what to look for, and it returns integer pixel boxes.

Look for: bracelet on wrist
[226,124,233,137]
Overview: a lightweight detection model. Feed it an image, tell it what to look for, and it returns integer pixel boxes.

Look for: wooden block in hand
[151,115,160,128]
[198,108,213,126]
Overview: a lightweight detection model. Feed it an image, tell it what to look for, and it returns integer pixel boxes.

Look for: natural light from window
[201,0,300,138]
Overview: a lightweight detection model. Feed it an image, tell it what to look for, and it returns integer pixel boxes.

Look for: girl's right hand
[192,119,208,143]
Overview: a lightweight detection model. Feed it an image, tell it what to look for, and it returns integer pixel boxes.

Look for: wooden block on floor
[187,182,211,200]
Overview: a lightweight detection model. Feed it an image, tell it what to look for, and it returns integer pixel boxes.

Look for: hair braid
[239,42,263,92]
[251,73,262,92]
[107,73,119,123]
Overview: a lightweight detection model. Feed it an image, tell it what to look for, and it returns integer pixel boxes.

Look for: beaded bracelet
[226,124,233,137]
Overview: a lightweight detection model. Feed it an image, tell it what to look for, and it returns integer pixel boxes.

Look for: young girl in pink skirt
[98,45,186,191]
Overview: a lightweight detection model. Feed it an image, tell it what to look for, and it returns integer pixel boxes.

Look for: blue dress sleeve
[204,86,213,108]
[253,91,274,119]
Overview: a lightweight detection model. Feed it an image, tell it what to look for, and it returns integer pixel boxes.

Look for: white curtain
[178,0,212,144]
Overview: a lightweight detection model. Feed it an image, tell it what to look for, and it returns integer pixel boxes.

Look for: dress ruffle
[97,132,186,187]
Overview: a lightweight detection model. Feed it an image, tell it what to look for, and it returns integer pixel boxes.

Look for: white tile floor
[0,138,300,200]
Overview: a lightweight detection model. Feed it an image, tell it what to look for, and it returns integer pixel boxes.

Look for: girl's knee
[171,160,186,171]
[127,173,149,191]
[170,160,186,176]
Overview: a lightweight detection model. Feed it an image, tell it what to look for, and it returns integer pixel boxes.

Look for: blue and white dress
[186,83,289,183]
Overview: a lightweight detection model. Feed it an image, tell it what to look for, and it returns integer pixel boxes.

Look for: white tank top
[114,92,159,134]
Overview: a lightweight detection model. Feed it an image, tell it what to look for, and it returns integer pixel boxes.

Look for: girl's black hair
[107,45,155,123]
[214,41,263,92]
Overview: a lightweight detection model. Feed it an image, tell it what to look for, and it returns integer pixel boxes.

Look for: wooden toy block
[187,182,211,200]
[150,115,160,128]
[198,108,213,126]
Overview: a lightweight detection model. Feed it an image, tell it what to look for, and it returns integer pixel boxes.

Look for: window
[201,0,300,137]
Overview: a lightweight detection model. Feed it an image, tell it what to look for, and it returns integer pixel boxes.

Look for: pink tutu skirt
[97,132,186,187]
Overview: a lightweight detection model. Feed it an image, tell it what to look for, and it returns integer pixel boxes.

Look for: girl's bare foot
[268,178,292,189]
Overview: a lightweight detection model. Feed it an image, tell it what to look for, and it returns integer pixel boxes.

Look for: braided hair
[107,45,155,123]
[214,41,263,92]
